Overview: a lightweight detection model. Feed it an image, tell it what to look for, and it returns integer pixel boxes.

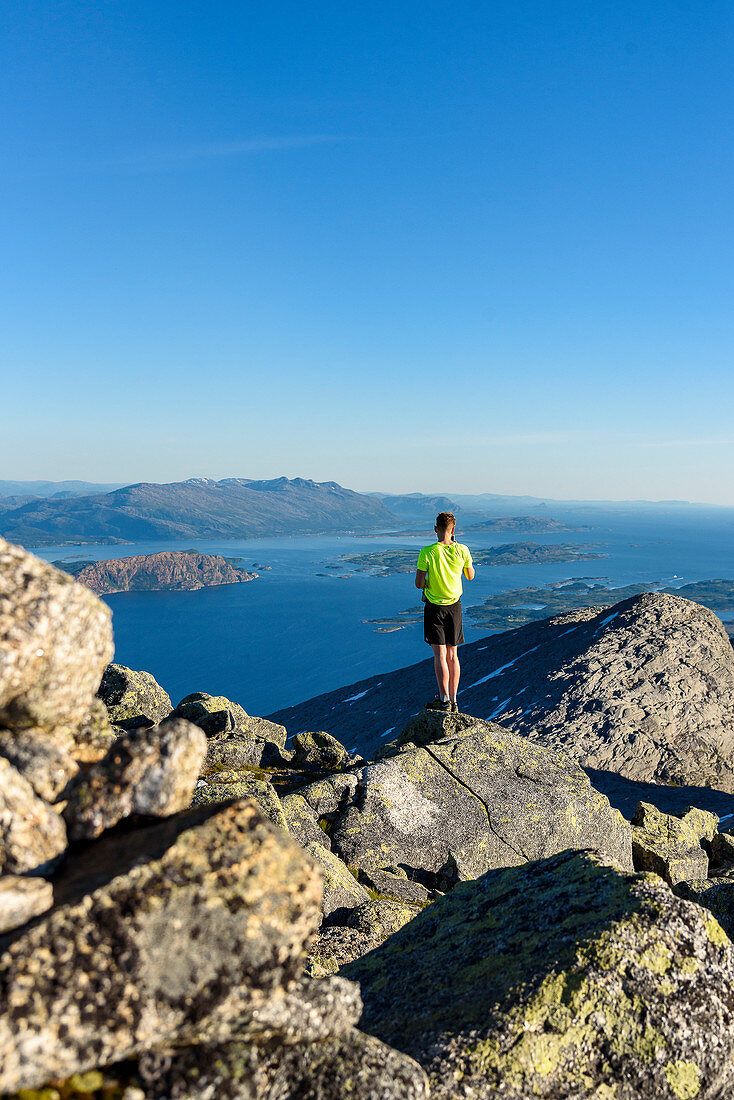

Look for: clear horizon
[2,4,733,503]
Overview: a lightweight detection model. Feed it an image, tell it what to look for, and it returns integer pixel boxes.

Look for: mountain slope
[0,477,398,545]
[269,593,734,791]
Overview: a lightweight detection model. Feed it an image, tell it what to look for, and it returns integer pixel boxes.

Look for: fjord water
[34,508,734,717]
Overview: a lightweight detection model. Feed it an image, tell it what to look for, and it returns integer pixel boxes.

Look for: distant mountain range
[0,477,398,546]
[0,480,126,499]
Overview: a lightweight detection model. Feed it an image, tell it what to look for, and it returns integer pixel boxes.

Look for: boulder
[306,926,375,978]
[327,712,632,884]
[356,867,432,907]
[73,696,124,758]
[0,875,53,934]
[631,801,709,885]
[0,800,322,1093]
[97,664,173,731]
[0,727,77,802]
[63,718,207,840]
[675,878,734,941]
[139,983,429,1099]
[291,729,351,771]
[281,791,331,849]
[711,830,734,868]
[304,840,369,920]
[172,692,249,737]
[0,756,67,874]
[191,770,287,829]
[346,850,734,1100]
[0,538,113,733]
[346,898,419,940]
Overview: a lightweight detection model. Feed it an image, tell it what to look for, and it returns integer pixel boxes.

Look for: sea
[32,506,734,718]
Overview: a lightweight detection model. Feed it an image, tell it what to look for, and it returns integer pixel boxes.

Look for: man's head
[435,511,456,537]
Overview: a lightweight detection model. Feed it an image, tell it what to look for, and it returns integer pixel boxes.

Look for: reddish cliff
[74,551,258,595]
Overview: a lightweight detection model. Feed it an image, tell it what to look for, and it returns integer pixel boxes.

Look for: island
[467,516,586,532]
[52,550,259,595]
[340,542,606,575]
[362,578,734,635]
[466,578,734,632]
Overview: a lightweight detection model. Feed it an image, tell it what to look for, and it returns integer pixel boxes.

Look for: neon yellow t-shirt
[416,541,473,605]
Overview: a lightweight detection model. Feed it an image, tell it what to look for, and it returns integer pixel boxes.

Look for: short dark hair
[435,511,456,532]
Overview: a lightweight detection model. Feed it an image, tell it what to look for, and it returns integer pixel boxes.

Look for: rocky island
[340,541,606,575]
[54,550,258,595]
[4,535,734,1097]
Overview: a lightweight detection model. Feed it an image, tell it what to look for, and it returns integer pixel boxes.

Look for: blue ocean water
[33,508,734,716]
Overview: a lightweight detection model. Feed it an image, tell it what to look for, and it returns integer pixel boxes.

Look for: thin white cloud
[105,134,345,171]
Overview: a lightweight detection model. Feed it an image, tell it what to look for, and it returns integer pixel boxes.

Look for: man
[415,511,475,713]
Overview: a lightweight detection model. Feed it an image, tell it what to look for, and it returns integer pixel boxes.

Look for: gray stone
[98,663,173,731]
[711,830,734,869]
[0,800,322,1093]
[0,757,67,874]
[191,770,287,829]
[304,840,369,920]
[675,877,734,941]
[139,1026,429,1099]
[204,735,263,770]
[346,898,419,940]
[0,874,53,933]
[346,849,734,1100]
[172,692,250,737]
[291,729,351,771]
[0,727,77,802]
[306,925,375,978]
[631,801,709,885]
[73,696,122,756]
[357,867,431,906]
[0,538,114,733]
[63,718,207,840]
[327,712,632,885]
[281,791,331,849]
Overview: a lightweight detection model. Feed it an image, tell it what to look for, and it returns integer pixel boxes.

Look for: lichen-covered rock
[281,791,331,849]
[191,770,287,829]
[346,849,734,1100]
[0,800,322,1093]
[0,757,67,873]
[0,538,114,732]
[291,729,351,771]
[72,696,119,757]
[304,840,369,920]
[0,727,77,802]
[204,735,263,770]
[63,719,207,840]
[0,874,53,933]
[631,801,709,885]
[97,664,173,731]
[172,692,249,737]
[139,1025,429,1099]
[711,830,734,868]
[346,898,419,940]
[357,867,432,907]
[328,713,632,884]
[675,877,734,940]
[306,925,375,978]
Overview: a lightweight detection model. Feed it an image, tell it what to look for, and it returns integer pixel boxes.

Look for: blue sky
[2,2,733,502]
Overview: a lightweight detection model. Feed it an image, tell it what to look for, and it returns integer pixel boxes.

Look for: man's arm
[415,568,427,590]
[463,564,475,580]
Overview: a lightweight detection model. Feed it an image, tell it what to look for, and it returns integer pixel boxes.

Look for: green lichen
[664,1060,701,1098]
[704,917,729,947]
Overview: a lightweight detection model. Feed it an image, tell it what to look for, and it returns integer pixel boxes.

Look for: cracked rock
[321,712,632,883]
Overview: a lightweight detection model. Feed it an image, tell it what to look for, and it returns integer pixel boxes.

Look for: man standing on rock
[415,512,475,713]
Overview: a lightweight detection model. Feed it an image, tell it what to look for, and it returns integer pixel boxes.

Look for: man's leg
[447,645,460,702]
[431,644,449,700]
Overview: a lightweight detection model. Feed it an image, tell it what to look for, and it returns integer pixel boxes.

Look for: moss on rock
[344,850,734,1099]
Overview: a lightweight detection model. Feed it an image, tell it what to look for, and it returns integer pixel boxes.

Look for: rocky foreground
[3,534,734,1097]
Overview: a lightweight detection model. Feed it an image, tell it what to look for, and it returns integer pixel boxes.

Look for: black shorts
[424,599,464,646]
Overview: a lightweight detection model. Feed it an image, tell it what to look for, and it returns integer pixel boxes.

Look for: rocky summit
[271,591,734,789]
[3,533,734,1099]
